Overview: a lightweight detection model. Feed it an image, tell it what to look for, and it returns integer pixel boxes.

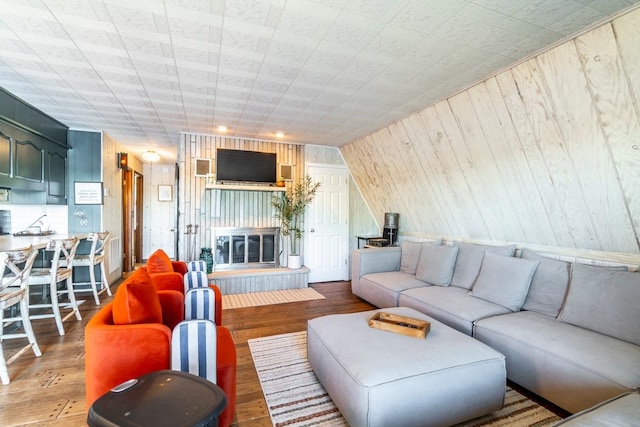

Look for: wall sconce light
[117,152,128,169]
[142,151,160,162]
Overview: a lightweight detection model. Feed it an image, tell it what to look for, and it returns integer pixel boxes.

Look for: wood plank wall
[341,8,640,264]
[178,133,305,261]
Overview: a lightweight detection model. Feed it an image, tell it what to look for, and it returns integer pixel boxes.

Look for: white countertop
[0,232,88,251]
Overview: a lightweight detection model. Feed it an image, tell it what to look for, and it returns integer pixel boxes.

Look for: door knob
[310,228,315,233]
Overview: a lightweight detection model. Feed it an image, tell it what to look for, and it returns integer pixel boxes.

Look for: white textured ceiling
[1,0,638,161]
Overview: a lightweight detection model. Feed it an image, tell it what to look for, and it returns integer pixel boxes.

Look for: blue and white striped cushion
[183,270,209,292]
[171,320,217,383]
[186,260,207,272]
[185,288,216,322]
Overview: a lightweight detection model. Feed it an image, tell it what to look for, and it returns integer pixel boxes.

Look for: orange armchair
[146,249,223,325]
[143,249,186,293]
[85,268,237,427]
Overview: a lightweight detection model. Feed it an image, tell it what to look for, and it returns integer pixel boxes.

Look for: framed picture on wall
[74,182,103,205]
[279,164,293,181]
[158,185,172,202]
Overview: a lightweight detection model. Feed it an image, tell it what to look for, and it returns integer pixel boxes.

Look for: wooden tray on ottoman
[368,312,430,339]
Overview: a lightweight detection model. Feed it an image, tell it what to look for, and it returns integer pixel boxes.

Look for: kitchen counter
[0,232,88,251]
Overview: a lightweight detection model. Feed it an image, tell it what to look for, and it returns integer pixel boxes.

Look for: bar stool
[28,237,82,336]
[64,232,111,305]
[1,246,42,385]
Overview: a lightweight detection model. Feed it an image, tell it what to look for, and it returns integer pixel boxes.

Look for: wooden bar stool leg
[50,279,66,336]
[0,315,8,385]
[88,264,100,305]
[68,276,82,320]
[100,262,111,297]
[20,297,41,357]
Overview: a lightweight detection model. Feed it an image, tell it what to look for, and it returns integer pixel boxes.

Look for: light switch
[0,188,9,202]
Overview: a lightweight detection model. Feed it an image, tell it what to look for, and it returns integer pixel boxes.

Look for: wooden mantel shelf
[206,183,286,192]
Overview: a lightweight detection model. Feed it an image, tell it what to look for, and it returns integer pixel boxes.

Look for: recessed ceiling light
[142,151,160,162]
[275,131,284,138]
[217,125,228,132]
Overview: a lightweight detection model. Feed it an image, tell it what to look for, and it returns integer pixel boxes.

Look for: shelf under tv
[205,183,286,192]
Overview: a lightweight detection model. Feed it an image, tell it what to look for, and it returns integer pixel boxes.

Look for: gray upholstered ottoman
[307,307,506,427]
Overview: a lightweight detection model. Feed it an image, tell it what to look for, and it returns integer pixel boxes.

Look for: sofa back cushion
[400,241,424,274]
[147,249,174,274]
[113,268,163,325]
[450,242,516,290]
[416,244,459,286]
[400,239,442,274]
[520,248,571,318]
[558,263,639,346]
[469,252,539,311]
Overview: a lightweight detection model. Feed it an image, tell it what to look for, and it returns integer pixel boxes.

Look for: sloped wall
[341,7,640,260]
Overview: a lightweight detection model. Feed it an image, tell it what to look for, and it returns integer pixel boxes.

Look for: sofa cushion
[399,286,510,335]
[147,249,174,273]
[400,239,442,274]
[520,249,570,318]
[400,241,423,274]
[113,268,163,325]
[470,253,539,312]
[450,242,516,290]
[474,311,640,413]
[416,244,459,286]
[558,263,640,346]
[360,271,428,308]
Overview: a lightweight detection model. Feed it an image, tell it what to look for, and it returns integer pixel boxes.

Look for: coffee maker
[382,212,399,245]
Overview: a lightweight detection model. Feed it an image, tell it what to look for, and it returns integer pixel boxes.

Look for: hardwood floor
[0,280,568,426]
[0,280,375,426]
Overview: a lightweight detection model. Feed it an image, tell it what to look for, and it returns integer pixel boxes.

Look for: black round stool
[87,370,227,427]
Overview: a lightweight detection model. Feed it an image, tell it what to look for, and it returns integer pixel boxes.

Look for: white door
[305,164,349,283]
[143,163,176,259]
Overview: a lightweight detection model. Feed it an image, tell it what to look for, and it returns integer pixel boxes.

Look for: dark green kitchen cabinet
[46,144,67,204]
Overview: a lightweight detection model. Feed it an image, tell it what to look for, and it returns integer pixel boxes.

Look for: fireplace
[211,227,280,270]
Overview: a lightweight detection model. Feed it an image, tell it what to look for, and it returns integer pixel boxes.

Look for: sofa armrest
[158,290,185,330]
[172,261,188,275]
[351,247,402,295]
[149,271,184,293]
[85,303,173,409]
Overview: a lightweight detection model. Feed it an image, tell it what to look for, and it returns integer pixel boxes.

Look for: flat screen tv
[216,149,277,184]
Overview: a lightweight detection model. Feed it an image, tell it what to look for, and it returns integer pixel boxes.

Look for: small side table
[356,235,383,249]
[87,370,227,427]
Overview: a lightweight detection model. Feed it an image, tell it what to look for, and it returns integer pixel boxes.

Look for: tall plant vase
[271,175,320,268]
[287,255,302,269]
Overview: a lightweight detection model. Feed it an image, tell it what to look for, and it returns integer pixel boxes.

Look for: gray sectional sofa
[351,241,640,415]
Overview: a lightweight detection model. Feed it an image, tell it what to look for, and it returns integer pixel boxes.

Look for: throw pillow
[450,242,516,290]
[400,241,424,275]
[520,248,570,318]
[113,268,163,325]
[558,263,639,346]
[469,252,539,312]
[415,244,459,286]
[400,239,442,274]
[147,249,174,273]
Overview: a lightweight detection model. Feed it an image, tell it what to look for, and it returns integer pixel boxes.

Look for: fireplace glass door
[212,227,279,270]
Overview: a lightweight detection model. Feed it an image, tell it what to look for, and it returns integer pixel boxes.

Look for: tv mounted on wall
[216,149,277,184]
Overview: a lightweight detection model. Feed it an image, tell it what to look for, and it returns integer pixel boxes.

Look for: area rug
[222,288,325,309]
[248,331,563,427]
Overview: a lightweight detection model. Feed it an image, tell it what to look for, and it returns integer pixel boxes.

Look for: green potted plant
[271,175,320,268]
